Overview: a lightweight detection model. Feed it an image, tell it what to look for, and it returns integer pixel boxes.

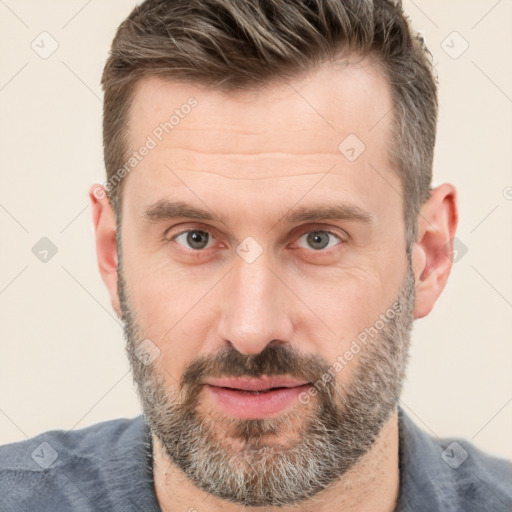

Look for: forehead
[122,56,398,219]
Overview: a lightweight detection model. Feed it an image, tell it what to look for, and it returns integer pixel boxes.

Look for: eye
[173,230,214,250]
[296,230,342,251]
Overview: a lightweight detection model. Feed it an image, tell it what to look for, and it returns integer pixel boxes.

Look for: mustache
[180,343,331,391]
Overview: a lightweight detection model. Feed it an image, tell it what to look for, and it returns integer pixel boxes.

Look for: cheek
[293,264,398,365]
[121,254,222,379]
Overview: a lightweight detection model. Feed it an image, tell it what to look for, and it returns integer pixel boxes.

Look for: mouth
[202,377,311,419]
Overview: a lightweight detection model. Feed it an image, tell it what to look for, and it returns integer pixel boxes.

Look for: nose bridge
[218,253,293,355]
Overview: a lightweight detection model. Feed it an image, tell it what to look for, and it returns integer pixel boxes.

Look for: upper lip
[203,377,309,391]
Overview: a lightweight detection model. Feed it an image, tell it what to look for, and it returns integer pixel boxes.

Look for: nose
[217,255,295,355]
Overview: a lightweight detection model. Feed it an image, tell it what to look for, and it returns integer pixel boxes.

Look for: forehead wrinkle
[170,168,343,181]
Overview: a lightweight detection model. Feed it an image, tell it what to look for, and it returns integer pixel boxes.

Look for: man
[1,0,511,510]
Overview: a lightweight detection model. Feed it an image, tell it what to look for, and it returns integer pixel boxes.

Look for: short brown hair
[102,0,437,246]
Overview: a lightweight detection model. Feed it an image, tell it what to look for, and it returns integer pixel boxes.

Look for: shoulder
[0,416,156,512]
[0,416,144,471]
[397,407,512,512]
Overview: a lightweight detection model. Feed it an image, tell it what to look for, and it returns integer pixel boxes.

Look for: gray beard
[118,256,415,507]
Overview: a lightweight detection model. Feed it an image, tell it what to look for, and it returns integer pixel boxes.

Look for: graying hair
[102,0,438,246]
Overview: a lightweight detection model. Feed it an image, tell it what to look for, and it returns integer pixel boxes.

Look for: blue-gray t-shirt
[1,407,511,511]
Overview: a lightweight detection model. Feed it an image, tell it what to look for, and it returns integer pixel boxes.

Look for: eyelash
[168,226,346,252]
[295,230,343,250]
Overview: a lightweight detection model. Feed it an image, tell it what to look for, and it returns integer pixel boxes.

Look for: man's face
[117,57,415,506]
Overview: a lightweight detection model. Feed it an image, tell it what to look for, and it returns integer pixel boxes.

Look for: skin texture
[90,56,458,511]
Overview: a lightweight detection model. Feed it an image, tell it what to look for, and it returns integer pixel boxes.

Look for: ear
[89,184,121,317]
[412,183,458,319]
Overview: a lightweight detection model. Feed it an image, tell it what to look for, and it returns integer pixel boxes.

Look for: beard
[117,252,416,507]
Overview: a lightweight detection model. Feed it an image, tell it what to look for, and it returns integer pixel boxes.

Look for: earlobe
[412,184,458,319]
[89,184,121,317]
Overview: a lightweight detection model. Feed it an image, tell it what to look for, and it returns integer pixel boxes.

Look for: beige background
[1,0,511,461]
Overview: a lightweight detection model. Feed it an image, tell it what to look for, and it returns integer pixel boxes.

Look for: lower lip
[204,384,311,419]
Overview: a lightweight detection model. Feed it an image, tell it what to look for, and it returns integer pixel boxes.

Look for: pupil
[307,231,329,250]
[187,231,209,249]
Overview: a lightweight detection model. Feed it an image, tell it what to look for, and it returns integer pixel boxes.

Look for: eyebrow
[141,200,373,226]
[142,200,218,223]
[282,204,373,225]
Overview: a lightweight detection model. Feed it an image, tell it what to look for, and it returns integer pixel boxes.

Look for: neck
[153,408,400,512]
